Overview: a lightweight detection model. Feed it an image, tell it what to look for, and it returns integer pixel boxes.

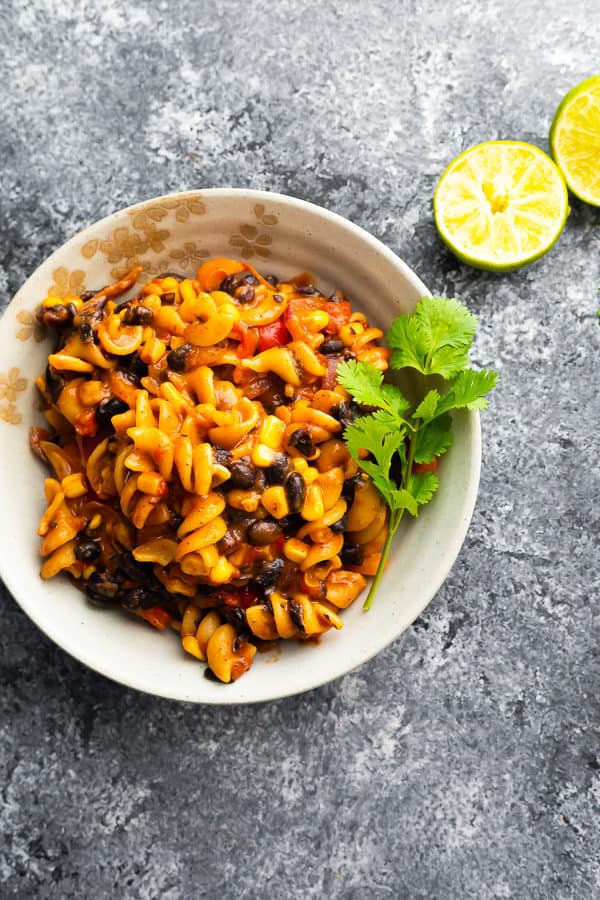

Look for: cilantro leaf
[335,359,385,407]
[389,489,418,517]
[336,359,410,421]
[344,416,405,476]
[414,389,440,422]
[408,472,440,507]
[435,368,498,416]
[344,415,406,508]
[387,296,478,378]
[413,414,453,463]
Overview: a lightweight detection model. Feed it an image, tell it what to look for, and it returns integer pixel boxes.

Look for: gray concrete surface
[1,0,599,897]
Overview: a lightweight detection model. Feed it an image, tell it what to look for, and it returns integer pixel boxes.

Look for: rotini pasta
[31,259,390,682]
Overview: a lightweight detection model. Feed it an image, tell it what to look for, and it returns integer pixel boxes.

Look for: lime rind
[433,140,569,272]
[550,74,600,208]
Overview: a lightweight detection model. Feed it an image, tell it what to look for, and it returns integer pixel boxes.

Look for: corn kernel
[261,486,290,519]
[227,489,261,512]
[209,556,235,584]
[284,538,309,563]
[303,465,319,485]
[252,442,276,467]
[259,415,286,449]
[89,514,102,530]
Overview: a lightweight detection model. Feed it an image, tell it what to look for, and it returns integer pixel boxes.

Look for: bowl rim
[1,187,481,704]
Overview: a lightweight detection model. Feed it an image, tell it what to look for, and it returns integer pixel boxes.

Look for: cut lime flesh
[550,75,600,207]
[434,141,569,272]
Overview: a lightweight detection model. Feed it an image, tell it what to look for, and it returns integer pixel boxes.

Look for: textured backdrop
[1,1,600,898]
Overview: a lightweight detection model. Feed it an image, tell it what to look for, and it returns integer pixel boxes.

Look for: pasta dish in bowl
[0,189,482,702]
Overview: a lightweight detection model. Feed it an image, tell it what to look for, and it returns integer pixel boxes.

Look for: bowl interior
[0,189,480,703]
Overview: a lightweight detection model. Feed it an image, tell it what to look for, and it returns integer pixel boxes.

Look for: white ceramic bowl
[0,189,481,703]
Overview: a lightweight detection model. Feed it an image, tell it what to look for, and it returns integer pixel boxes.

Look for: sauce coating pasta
[31,259,390,682]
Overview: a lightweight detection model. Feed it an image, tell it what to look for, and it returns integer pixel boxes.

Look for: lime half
[434,141,569,272]
[550,75,600,207]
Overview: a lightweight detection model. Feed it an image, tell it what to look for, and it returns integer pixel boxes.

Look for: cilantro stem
[362,508,403,610]
[362,426,419,611]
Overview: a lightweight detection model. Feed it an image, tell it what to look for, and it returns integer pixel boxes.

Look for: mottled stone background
[1,0,600,897]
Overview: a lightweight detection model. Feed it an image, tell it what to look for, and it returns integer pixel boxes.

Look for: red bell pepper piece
[140,606,172,630]
[258,319,289,352]
[323,300,352,334]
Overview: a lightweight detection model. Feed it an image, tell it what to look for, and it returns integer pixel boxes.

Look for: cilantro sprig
[336,296,498,610]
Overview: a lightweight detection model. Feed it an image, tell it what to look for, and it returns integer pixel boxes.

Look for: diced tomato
[323,300,352,334]
[258,318,289,352]
[140,606,172,630]
[413,458,439,475]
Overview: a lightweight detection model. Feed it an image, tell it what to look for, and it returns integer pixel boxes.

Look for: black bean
[96,397,129,428]
[121,587,152,610]
[228,460,256,489]
[237,285,255,304]
[166,344,192,373]
[247,520,282,546]
[80,290,98,302]
[86,571,120,606]
[218,527,244,556]
[38,303,75,331]
[253,558,284,588]
[341,543,364,566]
[288,599,306,631]
[265,454,289,485]
[331,401,362,429]
[123,305,154,326]
[273,293,284,303]
[320,338,344,355]
[294,284,320,296]
[213,448,233,466]
[45,363,66,403]
[123,354,149,380]
[342,473,364,505]
[330,513,348,534]
[204,666,223,682]
[75,540,101,563]
[284,472,306,513]
[220,272,259,294]
[115,552,153,585]
[264,274,279,287]
[79,322,94,342]
[278,513,304,538]
[222,607,247,628]
[287,428,314,458]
